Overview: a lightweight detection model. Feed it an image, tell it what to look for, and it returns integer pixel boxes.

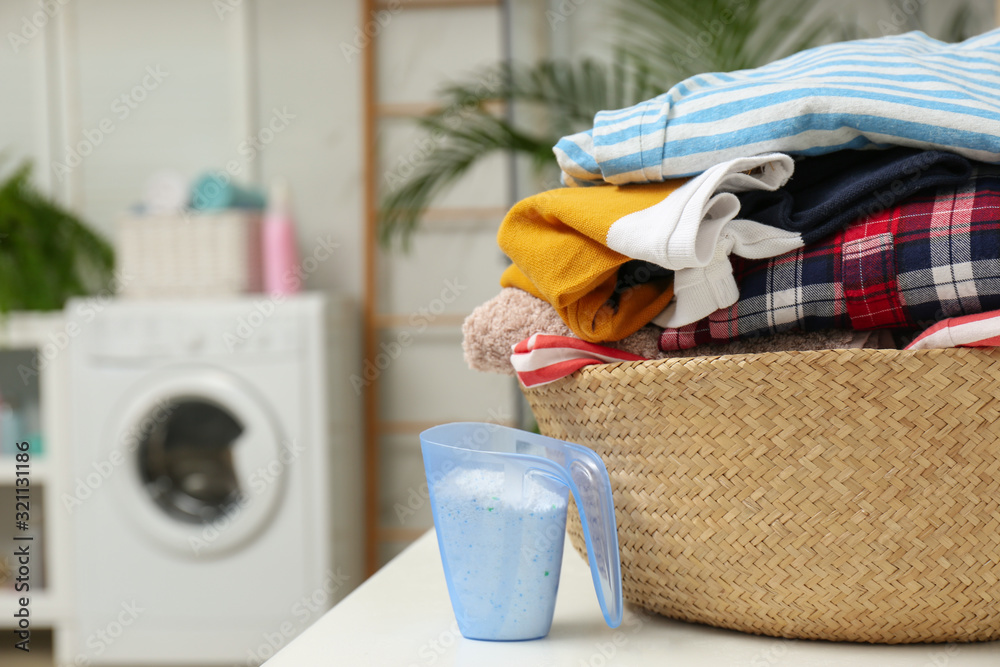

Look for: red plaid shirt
[660,168,1000,351]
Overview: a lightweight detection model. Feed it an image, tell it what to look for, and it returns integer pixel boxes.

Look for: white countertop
[267,530,999,666]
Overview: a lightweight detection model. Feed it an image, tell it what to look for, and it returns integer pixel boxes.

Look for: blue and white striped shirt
[555,29,1000,186]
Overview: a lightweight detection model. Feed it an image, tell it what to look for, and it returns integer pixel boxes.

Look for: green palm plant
[0,161,114,313]
[615,0,830,84]
[378,0,985,249]
[378,56,663,247]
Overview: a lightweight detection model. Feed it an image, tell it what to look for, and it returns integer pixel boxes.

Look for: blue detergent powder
[431,468,568,640]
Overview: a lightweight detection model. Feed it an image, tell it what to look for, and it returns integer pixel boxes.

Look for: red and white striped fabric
[510,333,647,387]
[906,309,1000,350]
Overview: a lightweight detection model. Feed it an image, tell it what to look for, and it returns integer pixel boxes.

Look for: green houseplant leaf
[378,56,662,248]
[617,0,830,83]
[0,161,114,314]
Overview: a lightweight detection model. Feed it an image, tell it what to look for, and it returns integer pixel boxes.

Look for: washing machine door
[106,367,288,557]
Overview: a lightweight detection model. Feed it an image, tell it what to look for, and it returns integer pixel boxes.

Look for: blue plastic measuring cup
[420,422,622,641]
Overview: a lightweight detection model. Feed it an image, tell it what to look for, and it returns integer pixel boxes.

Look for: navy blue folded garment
[736,148,972,245]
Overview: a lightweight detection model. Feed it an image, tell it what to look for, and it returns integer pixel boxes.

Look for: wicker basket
[117,211,262,298]
[521,347,1000,644]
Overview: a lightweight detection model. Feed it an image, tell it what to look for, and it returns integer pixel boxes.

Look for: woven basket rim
[556,344,996,380]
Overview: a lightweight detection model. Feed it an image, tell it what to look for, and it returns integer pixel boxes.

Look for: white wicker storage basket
[117,211,262,298]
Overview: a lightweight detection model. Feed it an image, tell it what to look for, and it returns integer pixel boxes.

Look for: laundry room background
[0,0,995,665]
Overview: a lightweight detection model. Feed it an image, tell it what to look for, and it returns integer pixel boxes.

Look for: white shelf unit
[0,311,72,658]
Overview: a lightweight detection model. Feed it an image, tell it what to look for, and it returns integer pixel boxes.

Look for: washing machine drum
[107,368,289,557]
[139,400,246,524]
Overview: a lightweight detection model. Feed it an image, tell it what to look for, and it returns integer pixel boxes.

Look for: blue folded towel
[555,29,1000,186]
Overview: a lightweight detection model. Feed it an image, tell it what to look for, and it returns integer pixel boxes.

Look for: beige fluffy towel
[463,288,887,376]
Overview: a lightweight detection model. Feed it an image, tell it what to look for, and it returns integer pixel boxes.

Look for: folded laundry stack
[463,28,1000,386]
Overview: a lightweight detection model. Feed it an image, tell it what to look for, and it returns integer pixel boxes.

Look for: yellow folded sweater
[498,182,683,342]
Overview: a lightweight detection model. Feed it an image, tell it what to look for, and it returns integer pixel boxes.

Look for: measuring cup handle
[528,442,622,629]
[560,443,623,629]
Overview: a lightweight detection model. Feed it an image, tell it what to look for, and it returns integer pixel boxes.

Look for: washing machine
[65,293,360,665]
